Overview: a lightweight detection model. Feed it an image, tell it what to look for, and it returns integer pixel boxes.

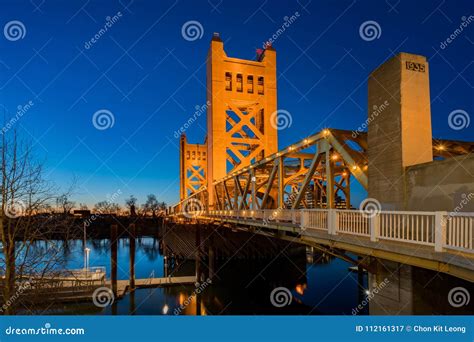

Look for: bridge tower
[368,52,433,209]
[179,134,207,201]
[206,33,278,208]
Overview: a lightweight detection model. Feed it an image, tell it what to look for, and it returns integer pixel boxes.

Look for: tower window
[258,76,264,95]
[225,72,232,91]
[247,75,254,94]
[236,74,243,92]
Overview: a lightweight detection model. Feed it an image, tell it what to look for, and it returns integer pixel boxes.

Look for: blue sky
[0,0,472,207]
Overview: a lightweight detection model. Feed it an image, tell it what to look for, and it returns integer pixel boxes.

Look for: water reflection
[12,224,474,315]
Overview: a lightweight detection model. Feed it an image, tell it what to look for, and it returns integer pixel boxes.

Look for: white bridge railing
[183,209,474,254]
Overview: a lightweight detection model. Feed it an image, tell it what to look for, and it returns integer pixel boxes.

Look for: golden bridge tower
[206,33,278,208]
[179,134,207,201]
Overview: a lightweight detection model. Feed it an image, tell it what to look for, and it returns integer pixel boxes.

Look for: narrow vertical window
[225,72,232,91]
[247,75,254,94]
[236,73,243,92]
[258,76,264,95]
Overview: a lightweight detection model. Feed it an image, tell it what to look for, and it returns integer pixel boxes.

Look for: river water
[15,225,474,315]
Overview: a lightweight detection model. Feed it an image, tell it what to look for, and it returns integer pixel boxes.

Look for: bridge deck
[173,209,474,282]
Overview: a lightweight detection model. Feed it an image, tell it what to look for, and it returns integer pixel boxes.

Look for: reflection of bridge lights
[162,304,169,314]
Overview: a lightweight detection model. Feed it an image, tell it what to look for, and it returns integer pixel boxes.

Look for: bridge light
[342,172,348,177]
[436,144,445,151]
[331,154,339,160]
[323,129,330,136]
[304,139,309,144]
[352,165,357,170]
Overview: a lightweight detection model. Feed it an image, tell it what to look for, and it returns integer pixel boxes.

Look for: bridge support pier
[110,224,118,297]
[368,259,413,315]
[129,223,136,290]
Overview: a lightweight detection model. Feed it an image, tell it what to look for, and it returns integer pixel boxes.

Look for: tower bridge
[169,34,474,282]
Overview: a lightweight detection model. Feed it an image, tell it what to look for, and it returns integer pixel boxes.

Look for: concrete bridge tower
[368,53,433,210]
[206,33,278,208]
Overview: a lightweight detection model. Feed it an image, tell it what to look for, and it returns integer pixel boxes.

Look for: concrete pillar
[129,223,136,290]
[110,224,118,297]
[368,259,414,315]
[368,53,433,210]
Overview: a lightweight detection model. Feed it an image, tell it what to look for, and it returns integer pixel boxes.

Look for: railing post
[370,214,380,242]
[435,211,447,252]
[328,209,338,235]
[300,210,306,230]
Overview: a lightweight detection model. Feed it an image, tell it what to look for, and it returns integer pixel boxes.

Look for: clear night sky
[0,0,472,207]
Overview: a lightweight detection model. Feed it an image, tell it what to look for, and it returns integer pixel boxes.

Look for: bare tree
[125,195,138,216]
[143,194,160,217]
[93,201,120,215]
[56,193,75,215]
[1,131,77,314]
